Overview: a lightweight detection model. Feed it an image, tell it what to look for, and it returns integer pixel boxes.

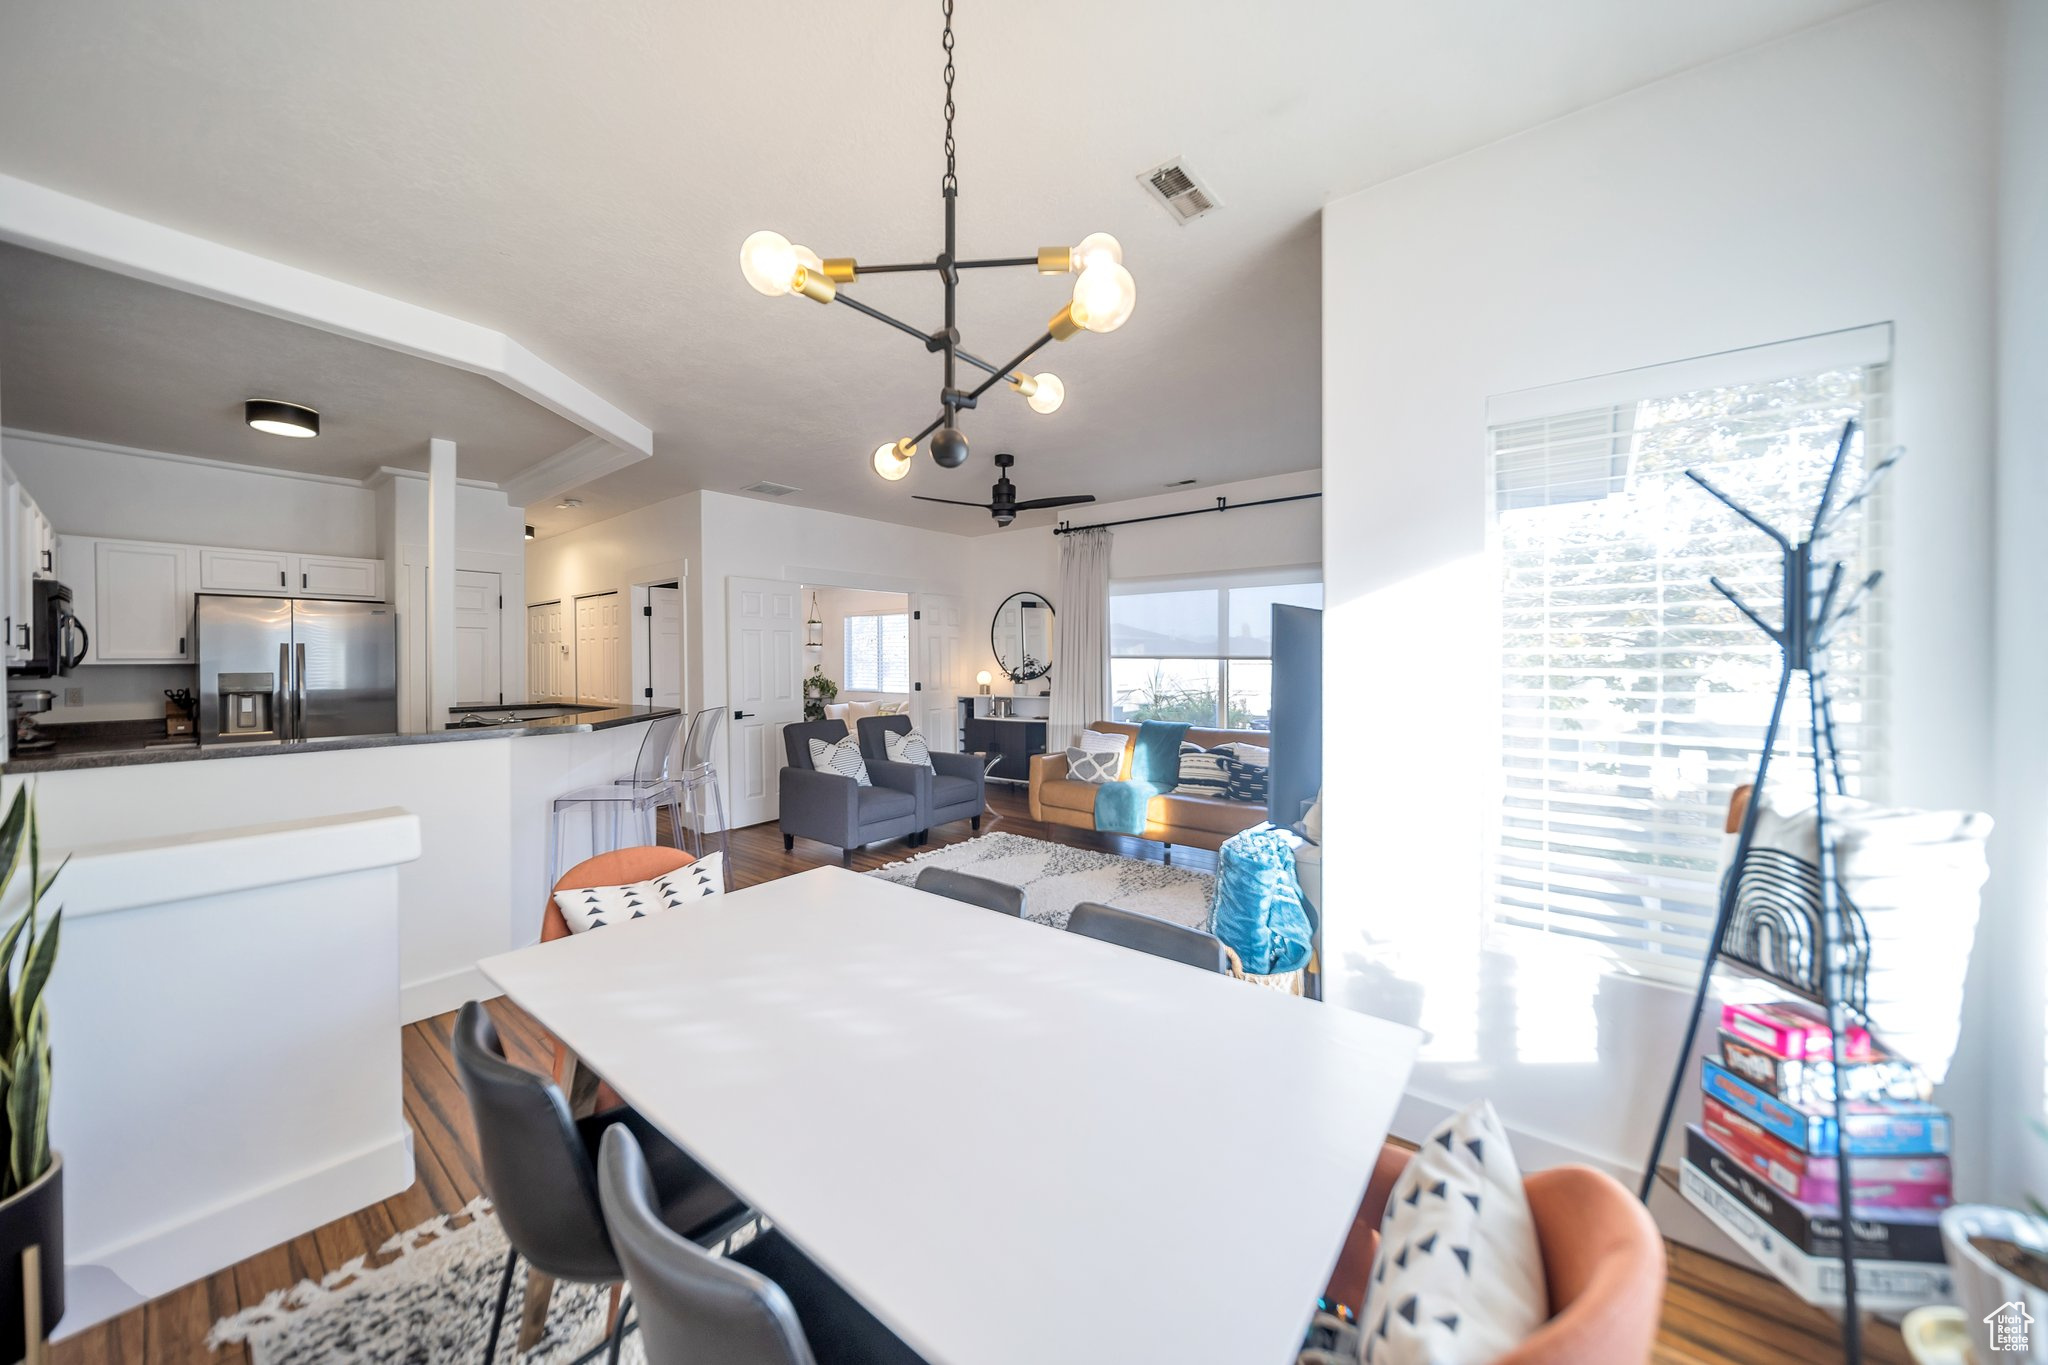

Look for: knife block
[164,701,194,736]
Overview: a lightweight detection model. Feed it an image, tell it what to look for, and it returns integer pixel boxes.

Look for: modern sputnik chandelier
[738,0,1136,483]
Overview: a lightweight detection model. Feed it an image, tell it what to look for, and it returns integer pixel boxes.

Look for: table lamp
[976,670,993,696]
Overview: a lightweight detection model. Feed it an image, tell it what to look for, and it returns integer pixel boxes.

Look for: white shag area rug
[867,831,1216,931]
[208,1198,646,1365]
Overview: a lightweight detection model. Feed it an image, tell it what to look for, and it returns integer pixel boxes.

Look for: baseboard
[401,964,501,1024]
[58,1131,415,1338]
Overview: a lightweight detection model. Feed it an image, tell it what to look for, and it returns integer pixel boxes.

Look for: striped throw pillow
[808,735,872,786]
[1173,742,1232,797]
[1222,753,1269,805]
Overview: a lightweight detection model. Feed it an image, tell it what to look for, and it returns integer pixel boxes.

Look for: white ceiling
[0,0,1874,537]
[0,244,587,483]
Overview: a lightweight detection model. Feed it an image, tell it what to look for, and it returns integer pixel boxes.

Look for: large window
[844,612,909,693]
[1109,573,1322,730]
[1488,332,1888,981]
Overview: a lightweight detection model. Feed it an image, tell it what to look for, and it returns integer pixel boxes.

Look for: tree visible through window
[1109,576,1321,730]
[1490,359,1888,980]
[844,612,909,693]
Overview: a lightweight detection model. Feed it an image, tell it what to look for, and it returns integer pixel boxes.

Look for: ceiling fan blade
[911,496,996,509]
[1010,494,1097,511]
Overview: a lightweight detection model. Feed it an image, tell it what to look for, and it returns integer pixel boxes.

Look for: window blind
[845,613,909,692]
[1488,360,1889,980]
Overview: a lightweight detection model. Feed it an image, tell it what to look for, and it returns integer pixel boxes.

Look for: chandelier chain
[940,0,957,192]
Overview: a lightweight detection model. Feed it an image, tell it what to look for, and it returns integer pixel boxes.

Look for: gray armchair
[857,714,986,842]
[779,720,923,862]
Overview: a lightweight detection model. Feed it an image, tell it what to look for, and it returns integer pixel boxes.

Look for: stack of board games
[1678,1000,1956,1312]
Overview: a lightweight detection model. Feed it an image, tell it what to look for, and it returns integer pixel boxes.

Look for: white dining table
[479,865,1420,1365]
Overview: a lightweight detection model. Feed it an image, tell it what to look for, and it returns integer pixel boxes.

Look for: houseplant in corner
[0,787,64,1361]
[803,667,839,723]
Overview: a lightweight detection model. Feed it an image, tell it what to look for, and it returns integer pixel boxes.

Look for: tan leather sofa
[1028,720,1269,852]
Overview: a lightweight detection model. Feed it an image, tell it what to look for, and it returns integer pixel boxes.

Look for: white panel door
[199,547,294,595]
[454,570,503,705]
[93,540,195,662]
[574,592,626,705]
[527,600,567,701]
[726,577,803,829]
[648,585,682,709]
[911,592,966,751]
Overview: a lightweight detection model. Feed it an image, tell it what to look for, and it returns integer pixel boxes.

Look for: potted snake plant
[0,787,63,1360]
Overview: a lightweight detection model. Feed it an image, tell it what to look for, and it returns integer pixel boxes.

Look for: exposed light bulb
[740,230,799,297]
[1070,262,1137,333]
[873,439,913,481]
[1025,372,1065,414]
[1072,232,1123,272]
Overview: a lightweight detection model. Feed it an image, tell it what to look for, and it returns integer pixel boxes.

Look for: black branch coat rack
[1637,419,1899,1364]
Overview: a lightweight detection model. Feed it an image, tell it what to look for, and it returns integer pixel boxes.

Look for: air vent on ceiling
[742,479,802,497]
[1138,158,1221,224]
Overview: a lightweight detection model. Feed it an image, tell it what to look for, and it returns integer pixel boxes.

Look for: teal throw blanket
[1212,823,1315,975]
[1093,720,1187,836]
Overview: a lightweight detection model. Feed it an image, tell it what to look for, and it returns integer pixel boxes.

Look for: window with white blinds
[844,612,910,693]
[1488,344,1889,981]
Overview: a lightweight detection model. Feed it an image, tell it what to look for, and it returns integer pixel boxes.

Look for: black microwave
[8,580,88,678]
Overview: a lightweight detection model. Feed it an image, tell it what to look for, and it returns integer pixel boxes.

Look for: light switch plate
[63,688,82,707]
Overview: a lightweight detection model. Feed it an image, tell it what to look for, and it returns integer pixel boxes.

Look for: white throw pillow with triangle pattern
[1358,1098,1546,1364]
[554,853,726,934]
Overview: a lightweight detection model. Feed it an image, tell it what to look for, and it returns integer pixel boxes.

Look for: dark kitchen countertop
[2,705,679,774]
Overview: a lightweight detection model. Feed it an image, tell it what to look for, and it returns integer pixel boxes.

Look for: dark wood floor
[54,786,1903,1364]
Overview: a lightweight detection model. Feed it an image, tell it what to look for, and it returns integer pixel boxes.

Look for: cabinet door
[6,479,30,663]
[199,547,293,594]
[30,508,54,580]
[94,541,194,662]
[293,555,383,600]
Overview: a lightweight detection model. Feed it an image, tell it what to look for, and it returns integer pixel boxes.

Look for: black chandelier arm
[834,291,939,348]
[838,255,1040,276]
[961,330,1056,405]
[954,346,1031,386]
[910,408,953,445]
[955,256,1040,270]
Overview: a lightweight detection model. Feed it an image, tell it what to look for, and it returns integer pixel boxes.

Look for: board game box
[1720,1000,1874,1062]
[1701,1059,1950,1156]
[1718,1031,1929,1107]
[1701,1098,1953,1209]
[1686,1127,1947,1261]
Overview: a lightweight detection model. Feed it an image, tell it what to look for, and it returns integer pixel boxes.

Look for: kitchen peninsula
[6,702,679,1337]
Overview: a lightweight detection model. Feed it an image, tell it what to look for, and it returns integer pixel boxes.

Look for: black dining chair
[913,866,1025,917]
[598,1126,931,1365]
[1065,901,1234,974]
[452,1001,750,1364]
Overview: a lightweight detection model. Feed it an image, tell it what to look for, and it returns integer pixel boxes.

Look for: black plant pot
[0,1156,63,1361]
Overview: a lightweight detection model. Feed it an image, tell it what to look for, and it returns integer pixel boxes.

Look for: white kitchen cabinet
[294,554,383,600]
[3,469,27,666]
[199,547,295,595]
[30,507,54,581]
[92,540,195,663]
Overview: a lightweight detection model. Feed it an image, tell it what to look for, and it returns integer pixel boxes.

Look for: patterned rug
[868,831,1216,931]
[208,1198,645,1365]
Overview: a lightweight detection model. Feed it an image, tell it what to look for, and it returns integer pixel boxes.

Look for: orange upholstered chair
[539,846,699,1112]
[1326,1145,1666,1365]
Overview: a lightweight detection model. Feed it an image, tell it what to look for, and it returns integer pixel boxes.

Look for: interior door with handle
[910,592,966,751]
[725,576,804,829]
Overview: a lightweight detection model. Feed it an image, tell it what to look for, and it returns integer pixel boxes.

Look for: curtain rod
[1051,492,1321,536]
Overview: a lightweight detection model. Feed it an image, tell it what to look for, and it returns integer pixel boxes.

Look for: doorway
[527,599,567,701]
[454,569,503,705]
[647,582,681,709]
[573,591,625,705]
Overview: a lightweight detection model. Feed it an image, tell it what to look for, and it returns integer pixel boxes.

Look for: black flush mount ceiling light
[738,0,1135,484]
[245,399,319,439]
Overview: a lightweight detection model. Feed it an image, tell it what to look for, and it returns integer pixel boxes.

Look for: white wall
[1989,0,2048,1207]
[1,430,378,555]
[1320,0,2006,1207]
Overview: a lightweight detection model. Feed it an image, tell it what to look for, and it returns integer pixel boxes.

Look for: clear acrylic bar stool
[550,711,686,883]
[671,706,730,883]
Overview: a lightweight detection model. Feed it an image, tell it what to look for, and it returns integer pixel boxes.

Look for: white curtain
[1050,527,1112,750]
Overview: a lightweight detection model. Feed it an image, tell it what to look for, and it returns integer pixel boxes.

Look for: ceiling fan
[912,453,1095,528]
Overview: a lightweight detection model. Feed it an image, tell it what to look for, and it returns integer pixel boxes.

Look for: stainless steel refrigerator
[196,594,398,745]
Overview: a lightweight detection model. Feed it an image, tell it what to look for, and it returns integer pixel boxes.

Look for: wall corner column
[425,439,458,724]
